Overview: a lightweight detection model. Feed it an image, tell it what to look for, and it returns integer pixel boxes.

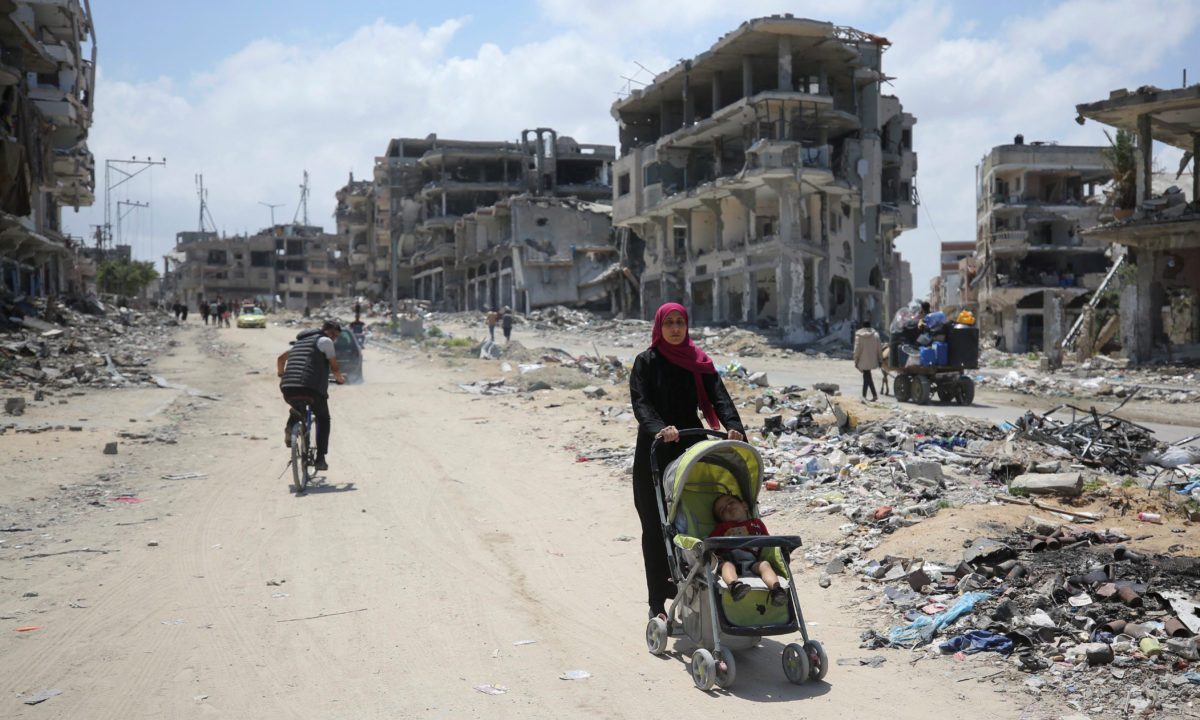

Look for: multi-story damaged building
[0,1,96,297]
[172,224,348,311]
[973,139,1113,352]
[455,195,618,312]
[888,250,912,314]
[610,15,917,340]
[334,174,375,296]
[1076,84,1200,364]
[364,130,615,310]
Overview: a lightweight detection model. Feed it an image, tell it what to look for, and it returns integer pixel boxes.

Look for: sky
[67,0,1200,297]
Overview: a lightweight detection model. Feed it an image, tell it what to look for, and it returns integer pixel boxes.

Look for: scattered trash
[559,670,591,680]
[473,684,508,695]
[22,689,62,705]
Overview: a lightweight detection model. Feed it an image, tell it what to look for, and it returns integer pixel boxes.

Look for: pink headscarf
[651,302,721,429]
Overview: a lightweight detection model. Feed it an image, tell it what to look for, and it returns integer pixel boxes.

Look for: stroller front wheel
[782,642,811,685]
[645,616,668,656]
[690,648,716,690]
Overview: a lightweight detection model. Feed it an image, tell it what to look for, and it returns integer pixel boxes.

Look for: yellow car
[237,306,267,329]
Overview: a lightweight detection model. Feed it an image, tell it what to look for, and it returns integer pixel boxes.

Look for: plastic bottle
[1137,512,1162,524]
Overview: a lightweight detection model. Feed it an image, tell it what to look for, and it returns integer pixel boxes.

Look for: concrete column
[701,199,724,252]
[682,75,694,126]
[818,62,828,95]
[1193,133,1199,204]
[741,56,754,99]
[777,36,793,91]
[659,99,670,137]
[743,270,756,323]
[1044,291,1064,369]
[711,72,723,111]
[776,256,794,332]
[1121,251,1156,364]
[1136,113,1153,203]
[712,275,724,323]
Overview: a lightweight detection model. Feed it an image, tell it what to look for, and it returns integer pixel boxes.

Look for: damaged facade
[355,131,617,311]
[973,140,1113,353]
[610,16,917,341]
[1077,84,1200,364]
[334,173,375,297]
[0,0,95,297]
[171,224,348,311]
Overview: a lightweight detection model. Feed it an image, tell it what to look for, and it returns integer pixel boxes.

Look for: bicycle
[287,397,317,493]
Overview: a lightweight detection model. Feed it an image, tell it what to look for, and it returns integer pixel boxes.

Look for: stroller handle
[649,428,730,477]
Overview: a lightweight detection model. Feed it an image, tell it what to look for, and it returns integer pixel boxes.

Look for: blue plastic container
[933,341,949,366]
[919,346,937,366]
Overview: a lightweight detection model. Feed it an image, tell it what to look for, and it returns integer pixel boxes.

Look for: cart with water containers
[887,321,980,406]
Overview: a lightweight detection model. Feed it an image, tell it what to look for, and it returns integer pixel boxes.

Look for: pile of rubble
[0,294,178,398]
[979,348,1200,404]
[853,515,1200,715]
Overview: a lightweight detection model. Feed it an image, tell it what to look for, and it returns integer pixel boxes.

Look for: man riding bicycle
[277,319,346,471]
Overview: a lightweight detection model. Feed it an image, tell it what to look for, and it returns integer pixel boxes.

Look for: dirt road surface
[2,322,1061,718]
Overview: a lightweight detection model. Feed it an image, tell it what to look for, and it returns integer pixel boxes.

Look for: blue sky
[71,0,1200,297]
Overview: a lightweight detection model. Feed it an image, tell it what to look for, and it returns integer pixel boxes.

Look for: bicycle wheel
[290,423,306,492]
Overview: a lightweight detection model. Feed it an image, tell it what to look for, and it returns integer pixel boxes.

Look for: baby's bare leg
[754,560,780,589]
[719,560,739,586]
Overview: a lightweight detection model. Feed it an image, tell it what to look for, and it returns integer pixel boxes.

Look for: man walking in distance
[853,319,883,402]
[277,320,346,472]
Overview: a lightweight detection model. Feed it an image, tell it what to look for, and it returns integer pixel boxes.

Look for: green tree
[1101,128,1138,210]
[97,259,160,297]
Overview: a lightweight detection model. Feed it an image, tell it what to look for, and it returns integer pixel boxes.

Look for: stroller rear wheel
[690,649,716,690]
[645,616,668,656]
[805,639,828,681]
[782,642,811,685]
[715,647,736,689]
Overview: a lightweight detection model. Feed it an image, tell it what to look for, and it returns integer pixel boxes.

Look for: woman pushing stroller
[630,302,745,621]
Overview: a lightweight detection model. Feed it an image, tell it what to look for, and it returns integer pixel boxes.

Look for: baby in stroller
[711,494,787,606]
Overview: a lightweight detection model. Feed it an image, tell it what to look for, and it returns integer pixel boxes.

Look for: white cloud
[537,0,871,36]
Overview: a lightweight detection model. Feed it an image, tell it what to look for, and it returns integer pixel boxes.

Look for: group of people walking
[484,307,514,343]
[168,298,250,326]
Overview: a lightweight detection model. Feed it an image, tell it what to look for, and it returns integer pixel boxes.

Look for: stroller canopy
[662,440,764,536]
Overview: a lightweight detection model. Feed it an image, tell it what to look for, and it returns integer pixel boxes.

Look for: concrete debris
[1011,472,1084,497]
[102,442,118,455]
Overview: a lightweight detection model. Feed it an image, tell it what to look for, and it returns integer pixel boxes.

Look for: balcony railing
[990,230,1028,247]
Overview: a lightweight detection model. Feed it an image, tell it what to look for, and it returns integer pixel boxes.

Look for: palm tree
[1101,128,1137,211]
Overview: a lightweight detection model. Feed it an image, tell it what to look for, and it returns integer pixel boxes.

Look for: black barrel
[947,324,979,369]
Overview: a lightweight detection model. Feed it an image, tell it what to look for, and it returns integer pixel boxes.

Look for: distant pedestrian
[485,307,499,342]
[501,306,513,343]
[853,319,883,402]
[180,303,188,322]
[208,300,219,327]
[200,300,210,325]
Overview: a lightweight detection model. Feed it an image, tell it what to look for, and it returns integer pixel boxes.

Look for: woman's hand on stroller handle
[655,425,680,442]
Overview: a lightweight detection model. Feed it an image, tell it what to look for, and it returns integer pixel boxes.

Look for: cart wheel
[936,385,955,404]
[691,648,716,690]
[715,647,736,689]
[805,639,829,681]
[913,376,932,405]
[782,642,811,685]
[957,376,976,406]
[645,616,668,656]
[893,375,911,403]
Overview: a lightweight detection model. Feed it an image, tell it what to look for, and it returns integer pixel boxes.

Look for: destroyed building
[973,139,1113,353]
[1077,84,1200,364]
[0,1,96,298]
[930,241,976,310]
[456,195,623,313]
[334,173,375,297]
[609,16,917,341]
[171,224,348,311]
[358,130,616,310]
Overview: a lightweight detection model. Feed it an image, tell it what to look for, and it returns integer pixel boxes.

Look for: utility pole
[258,201,283,228]
[104,157,166,250]
[195,174,218,233]
[115,199,149,252]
